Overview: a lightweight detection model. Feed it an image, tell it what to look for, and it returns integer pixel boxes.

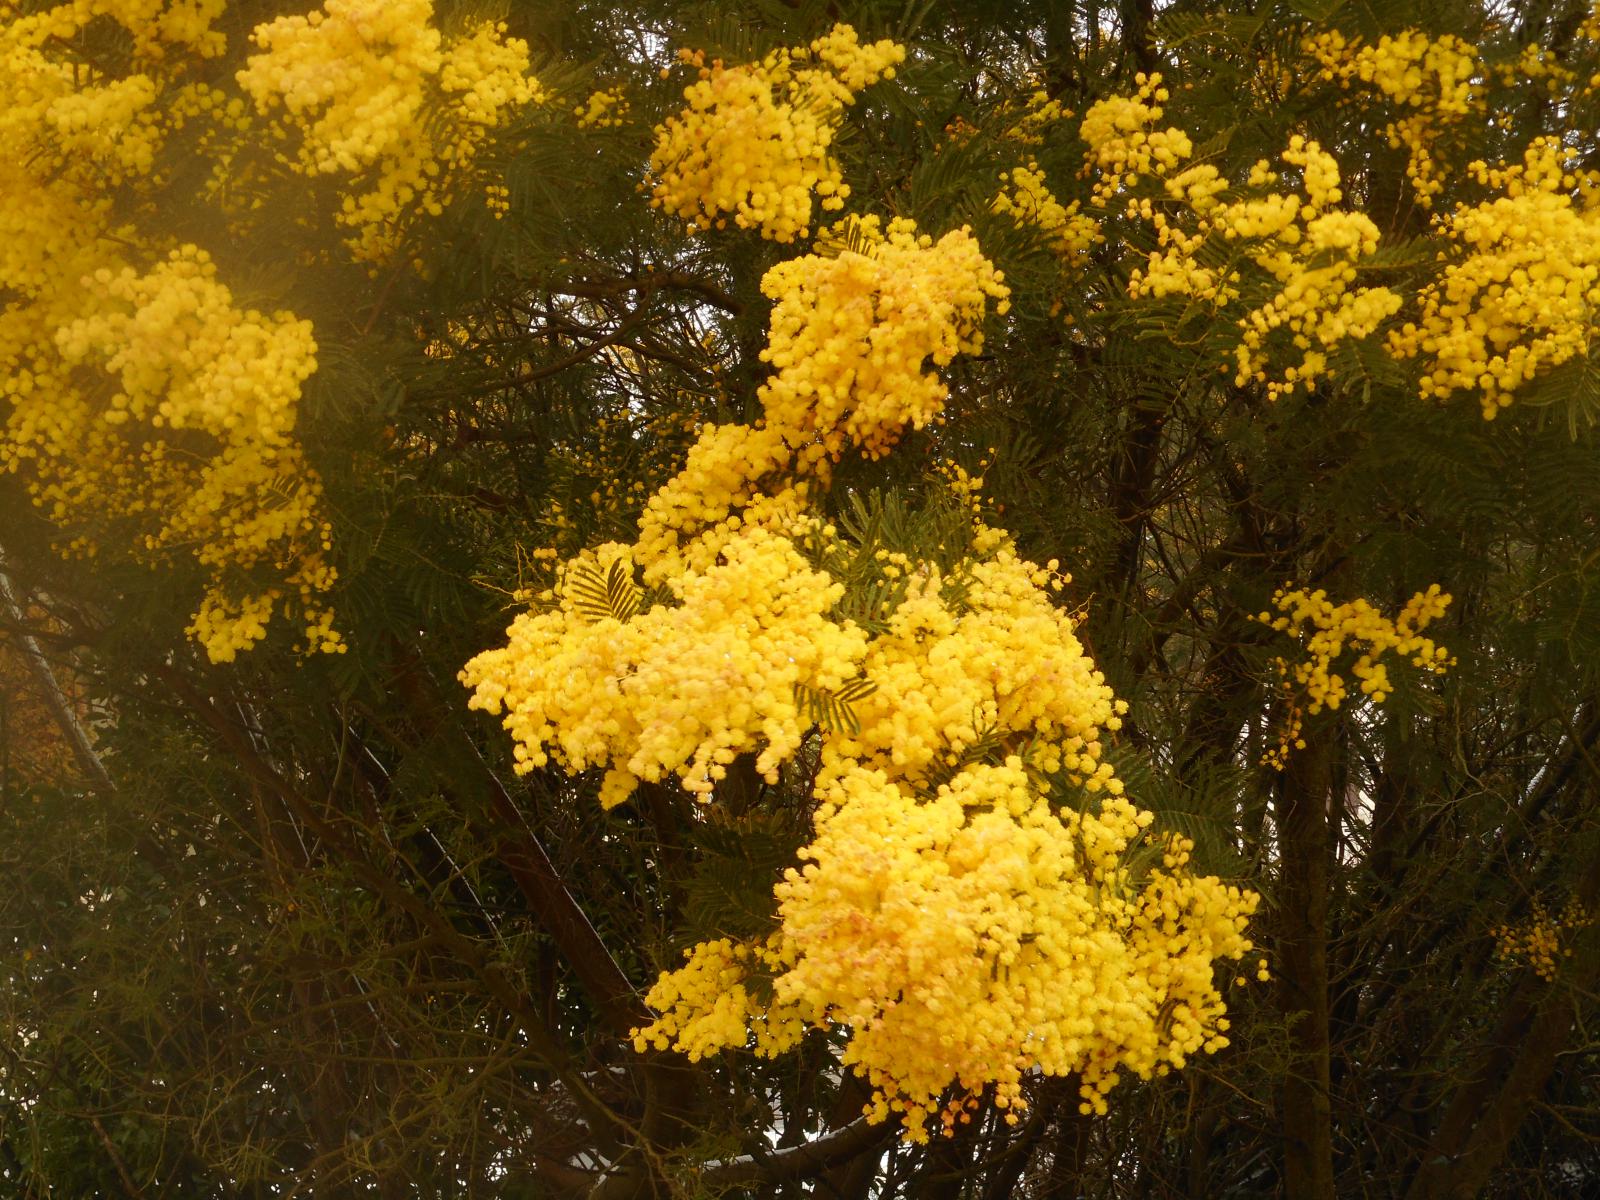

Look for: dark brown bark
[389,647,645,1036]
[1121,0,1158,74]
[1036,1077,1093,1200]
[820,1071,889,1200]
[1273,724,1337,1200]
[910,1108,984,1200]
[700,1114,894,1190]
[1186,1076,1222,1199]
[1098,399,1167,651]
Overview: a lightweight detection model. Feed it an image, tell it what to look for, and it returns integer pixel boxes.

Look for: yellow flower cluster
[1493,898,1592,983]
[575,85,628,128]
[8,0,228,63]
[236,0,543,263]
[62,248,336,660]
[992,162,1101,266]
[470,211,1255,1132]
[0,1,340,662]
[1388,139,1600,419]
[634,217,1008,576]
[0,0,221,192]
[648,25,904,242]
[1078,73,1193,204]
[634,936,805,1061]
[1496,43,1576,94]
[820,552,1124,793]
[638,758,1257,1137]
[1102,112,1401,399]
[470,76,1255,1133]
[483,181,511,218]
[1305,30,1482,207]
[757,218,1010,462]
[461,526,870,808]
[633,424,799,581]
[1008,87,1070,144]
[1256,584,1453,768]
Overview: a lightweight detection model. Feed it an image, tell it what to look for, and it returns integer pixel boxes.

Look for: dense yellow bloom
[634,936,806,1061]
[648,24,904,242]
[1497,42,1577,93]
[1256,584,1453,768]
[757,218,1010,463]
[0,1,220,189]
[0,1,339,661]
[633,425,800,581]
[1305,30,1483,207]
[461,525,870,807]
[1493,898,1592,982]
[822,553,1123,793]
[467,51,1256,1133]
[1388,138,1600,419]
[237,0,543,262]
[634,217,1008,577]
[470,210,1254,1135]
[638,758,1257,1137]
[1008,87,1070,143]
[2,1,226,66]
[1079,73,1193,204]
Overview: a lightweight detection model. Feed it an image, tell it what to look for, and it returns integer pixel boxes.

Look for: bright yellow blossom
[1256,584,1453,768]
[1079,73,1193,204]
[993,162,1101,266]
[1094,102,1402,399]
[0,1,340,662]
[633,217,1008,578]
[237,0,544,263]
[1388,138,1600,419]
[1492,898,1593,982]
[637,758,1257,1138]
[1305,30,1483,207]
[756,217,1010,463]
[649,24,904,242]
[574,85,628,128]
[469,206,1256,1137]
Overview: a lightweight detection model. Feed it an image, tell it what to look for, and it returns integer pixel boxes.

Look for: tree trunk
[1273,727,1336,1200]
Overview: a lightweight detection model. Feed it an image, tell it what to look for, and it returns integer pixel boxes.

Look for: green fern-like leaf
[923,719,1014,790]
[794,677,877,735]
[565,559,641,623]
[813,216,877,259]
[680,809,804,943]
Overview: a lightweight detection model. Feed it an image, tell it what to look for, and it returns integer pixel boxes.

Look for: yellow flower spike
[632,217,1006,579]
